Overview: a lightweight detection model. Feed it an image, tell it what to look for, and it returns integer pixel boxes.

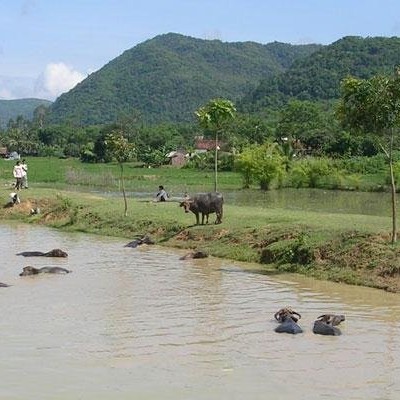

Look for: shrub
[235,142,286,190]
[289,157,334,188]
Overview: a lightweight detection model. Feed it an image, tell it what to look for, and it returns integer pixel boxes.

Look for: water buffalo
[179,192,223,225]
[179,250,208,260]
[16,249,68,258]
[19,266,71,276]
[313,314,345,336]
[124,235,155,248]
[274,307,303,334]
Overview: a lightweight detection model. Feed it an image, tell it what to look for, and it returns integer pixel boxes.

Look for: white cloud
[34,62,85,100]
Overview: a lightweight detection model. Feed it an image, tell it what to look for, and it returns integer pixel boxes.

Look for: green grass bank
[1,184,399,293]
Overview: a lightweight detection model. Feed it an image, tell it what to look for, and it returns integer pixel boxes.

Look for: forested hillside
[0,98,52,127]
[7,35,400,131]
[48,33,321,125]
[240,36,400,111]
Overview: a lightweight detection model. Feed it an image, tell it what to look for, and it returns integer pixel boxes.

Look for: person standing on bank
[13,160,24,190]
[21,159,28,188]
[155,185,169,202]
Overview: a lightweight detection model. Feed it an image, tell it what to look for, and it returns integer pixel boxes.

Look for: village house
[165,136,228,167]
[165,150,187,167]
[194,135,227,152]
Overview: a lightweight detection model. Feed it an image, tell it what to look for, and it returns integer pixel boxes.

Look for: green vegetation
[103,132,136,216]
[241,36,400,112]
[0,157,243,193]
[195,98,237,191]
[235,142,286,189]
[0,99,52,128]
[338,74,400,243]
[1,154,398,194]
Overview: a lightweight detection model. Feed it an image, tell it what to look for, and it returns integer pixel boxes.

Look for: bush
[289,157,334,188]
[235,142,286,190]
[335,154,388,175]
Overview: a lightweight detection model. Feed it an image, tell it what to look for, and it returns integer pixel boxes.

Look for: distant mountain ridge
[48,33,321,125]
[240,36,400,111]
[0,98,52,127]
[6,34,400,128]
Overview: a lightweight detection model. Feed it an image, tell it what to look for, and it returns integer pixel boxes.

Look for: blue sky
[1,0,400,100]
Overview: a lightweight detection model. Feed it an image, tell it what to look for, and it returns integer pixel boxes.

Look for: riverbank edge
[2,191,400,293]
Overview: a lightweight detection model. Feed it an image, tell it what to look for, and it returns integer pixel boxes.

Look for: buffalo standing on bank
[179,192,223,225]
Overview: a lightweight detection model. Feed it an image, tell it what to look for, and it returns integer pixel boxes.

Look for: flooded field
[1,223,399,400]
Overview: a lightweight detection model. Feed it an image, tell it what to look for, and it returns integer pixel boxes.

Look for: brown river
[1,222,399,400]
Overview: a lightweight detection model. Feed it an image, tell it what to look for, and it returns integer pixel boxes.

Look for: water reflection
[98,188,392,217]
[223,188,392,217]
[0,223,399,400]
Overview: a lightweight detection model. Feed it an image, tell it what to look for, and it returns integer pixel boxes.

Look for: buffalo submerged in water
[19,266,71,276]
[273,307,303,334]
[313,314,346,336]
[179,192,223,225]
[16,249,68,258]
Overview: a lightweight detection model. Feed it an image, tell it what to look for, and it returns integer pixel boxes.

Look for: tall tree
[275,99,333,153]
[337,72,400,243]
[104,132,135,217]
[195,98,236,191]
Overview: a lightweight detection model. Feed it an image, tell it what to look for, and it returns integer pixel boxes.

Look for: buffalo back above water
[180,192,223,225]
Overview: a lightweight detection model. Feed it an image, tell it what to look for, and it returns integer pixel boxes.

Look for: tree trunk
[389,129,397,243]
[214,132,218,192]
[120,163,128,217]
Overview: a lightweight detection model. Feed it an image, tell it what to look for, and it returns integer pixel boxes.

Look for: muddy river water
[1,223,399,400]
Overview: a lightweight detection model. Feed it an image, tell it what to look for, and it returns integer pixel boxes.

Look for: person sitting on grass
[155,185,169,202]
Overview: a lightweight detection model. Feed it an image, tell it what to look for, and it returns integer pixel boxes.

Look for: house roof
[166,150,186,158]
[195,138,221,151]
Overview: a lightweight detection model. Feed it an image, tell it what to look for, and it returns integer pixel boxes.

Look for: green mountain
[241,36,400,111]
[0,98,52,127]
[49,33,321,125]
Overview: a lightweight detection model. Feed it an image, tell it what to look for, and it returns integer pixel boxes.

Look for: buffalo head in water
[313,314,346,336]
[274,307,303,334]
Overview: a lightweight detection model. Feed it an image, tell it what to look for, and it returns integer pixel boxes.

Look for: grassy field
[0,157,243,194]
[1,157,400,293]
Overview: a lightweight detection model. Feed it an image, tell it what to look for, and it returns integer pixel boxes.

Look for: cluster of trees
[0,96,382,165]
[0,99,52,128]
